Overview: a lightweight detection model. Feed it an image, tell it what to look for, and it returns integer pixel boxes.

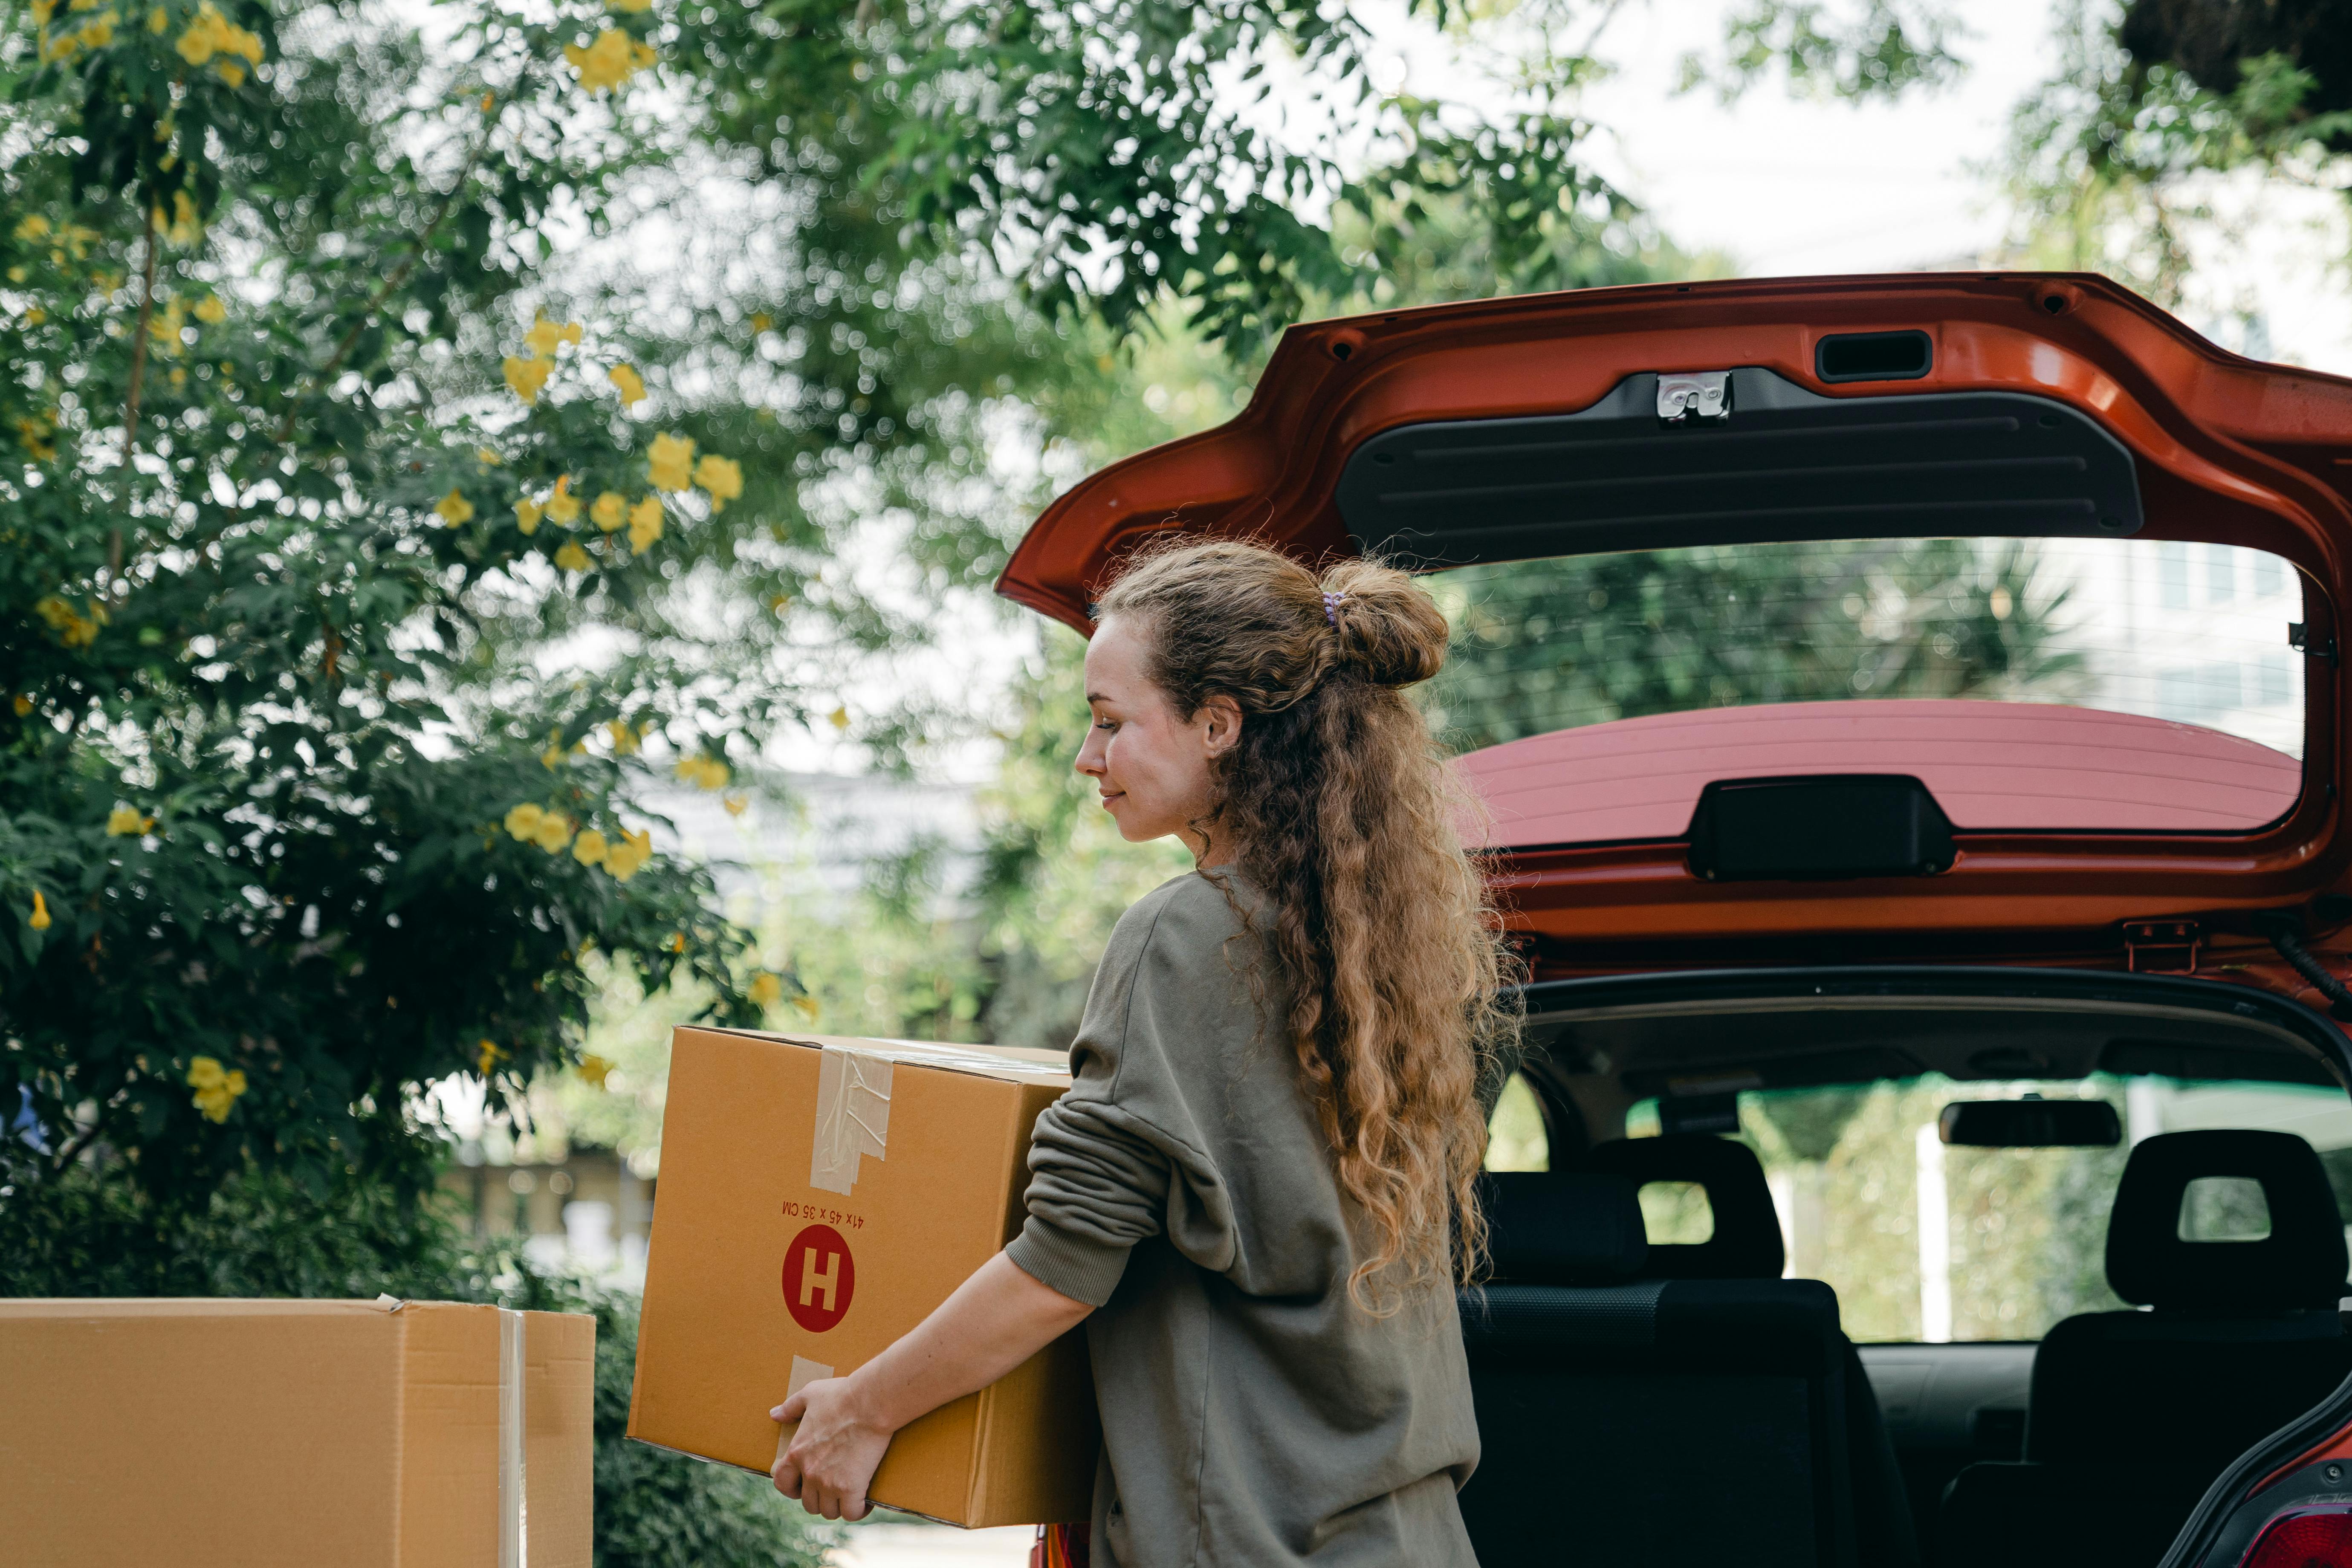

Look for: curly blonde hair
[1095,537,1520,1311]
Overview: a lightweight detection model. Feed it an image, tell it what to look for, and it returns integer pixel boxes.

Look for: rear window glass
[1427,537,2306,838]
[1622,1076,2352,1343]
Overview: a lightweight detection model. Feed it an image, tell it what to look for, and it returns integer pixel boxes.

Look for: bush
[0,1165,836,1568]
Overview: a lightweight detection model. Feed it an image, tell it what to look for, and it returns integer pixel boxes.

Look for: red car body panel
[996,272,2352,997]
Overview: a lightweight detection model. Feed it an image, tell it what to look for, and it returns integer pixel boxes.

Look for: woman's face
[1076,615,1241,862]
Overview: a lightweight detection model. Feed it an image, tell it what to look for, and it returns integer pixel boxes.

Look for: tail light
[2245,1509,2352,1568]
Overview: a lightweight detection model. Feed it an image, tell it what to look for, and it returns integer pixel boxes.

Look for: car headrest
[2106,1130,2349,1311]
[1481,1172,1648,1286]
[1585,1134,1787,1280]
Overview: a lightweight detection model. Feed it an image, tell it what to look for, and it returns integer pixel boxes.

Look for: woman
[771,538,1517,1565]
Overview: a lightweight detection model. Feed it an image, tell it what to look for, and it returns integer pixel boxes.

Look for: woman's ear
[1198,693,1244,758]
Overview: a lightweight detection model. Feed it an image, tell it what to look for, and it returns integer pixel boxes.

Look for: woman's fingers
[771,1389,807,1423]
[769,1452,802,1500]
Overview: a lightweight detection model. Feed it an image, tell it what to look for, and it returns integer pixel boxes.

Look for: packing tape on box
[810,1044,893,1196]
[500,1306,529,1568]
[771,1355,837,1473]
[378,1296,532,1564]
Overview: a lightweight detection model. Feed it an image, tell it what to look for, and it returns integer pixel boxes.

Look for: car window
[1486,1072,1550,1171]
[1424,537,2306,791]
[1621,1074,2352,1343]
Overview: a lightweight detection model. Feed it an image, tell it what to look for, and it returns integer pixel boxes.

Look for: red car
[1000,275,2352,1568]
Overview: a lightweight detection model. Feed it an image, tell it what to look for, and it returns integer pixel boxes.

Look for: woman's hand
[770,1375,891,1521]
[763,1252,1094,1520]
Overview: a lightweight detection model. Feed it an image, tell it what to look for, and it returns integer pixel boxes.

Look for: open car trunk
[997,272,2352,1567]
[1497,965,2352,1568]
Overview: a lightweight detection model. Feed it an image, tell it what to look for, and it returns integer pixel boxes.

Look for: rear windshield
[1426,537,2307,838]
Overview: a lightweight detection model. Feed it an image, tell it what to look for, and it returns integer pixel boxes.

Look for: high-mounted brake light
[2242,1507,2352,1568]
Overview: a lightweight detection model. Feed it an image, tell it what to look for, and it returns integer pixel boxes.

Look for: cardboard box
[0,1297,595,1568]
[628,1028,1099,1526]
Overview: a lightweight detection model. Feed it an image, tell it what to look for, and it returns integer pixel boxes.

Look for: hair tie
[1322,591,1345,626]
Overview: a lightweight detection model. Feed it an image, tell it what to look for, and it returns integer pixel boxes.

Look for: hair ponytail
[1094,537,1519,1312]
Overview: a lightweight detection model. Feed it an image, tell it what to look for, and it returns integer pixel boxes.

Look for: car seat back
[1585,1135,1920,1568]
[1459,1171,1862,1568]
[2028,1128,2352,1471]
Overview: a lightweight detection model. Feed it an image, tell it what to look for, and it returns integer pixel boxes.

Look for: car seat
[1586,1135,1921,1568]
[1940,1129,2352,1568]
[1458,1170,1870,1568]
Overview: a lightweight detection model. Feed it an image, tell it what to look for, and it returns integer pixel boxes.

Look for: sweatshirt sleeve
[1004,876,1246,1307]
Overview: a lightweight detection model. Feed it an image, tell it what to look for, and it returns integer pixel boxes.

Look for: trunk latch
[1657,370,1731,423]
[2123,920,2200,975]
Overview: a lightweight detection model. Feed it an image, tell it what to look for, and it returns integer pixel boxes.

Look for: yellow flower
[545,475,580,525]
[162,189,200,246]
[693,454,743,512]
[194,294,226,323]
[515,498,543,535]
[477,1039,504,1076]
[554,541,592,573]
[22,308,43,327]
[476,446,501,466]
[828,705,851,732]
[605,828,653,881]
[606,719,640,755]
[608,364,646,405]
[647,431,695,492]
[433,488,474,526]
[14,216,50,241]
[503,802,544,840]
[749,312,773,333]
[722,790,748,817]
[791,993,821,1022]
[749,972,782,1007]
[35,596,103,648]
[503,354,552,405]
[213,59,246,87]
[29,890,50,931]
[78,10,116,47]
[12,696,32,717]
[627,495,663,554]
[590,490,625,532]
[187,1056,248,1121]
[577,1053,613,1087]
[566,28,649,93]
[533,812,574,853]
[665,931,686,953]
[674,755,729,790]
[572,828,608,866]
[524,315,571,357]
[610,0,651,12]
[16,415,58,462]
[106,805,155,837]
[147,5,164,30]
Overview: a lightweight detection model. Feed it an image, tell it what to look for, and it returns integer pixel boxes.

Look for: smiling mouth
[1099,791,1124,805]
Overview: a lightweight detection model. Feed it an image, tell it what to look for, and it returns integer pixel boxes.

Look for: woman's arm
[769,1251,1094,1521]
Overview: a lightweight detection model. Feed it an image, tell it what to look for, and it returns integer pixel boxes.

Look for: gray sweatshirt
[1004,871,1481,1568]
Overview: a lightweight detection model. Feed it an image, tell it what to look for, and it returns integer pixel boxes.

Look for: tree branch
[271,149,486,448]
[114,208,161,586]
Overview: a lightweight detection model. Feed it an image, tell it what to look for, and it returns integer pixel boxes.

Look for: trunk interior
[1472,967,2352,1568]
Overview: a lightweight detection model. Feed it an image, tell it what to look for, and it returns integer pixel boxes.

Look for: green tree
[1423,539,2086,751]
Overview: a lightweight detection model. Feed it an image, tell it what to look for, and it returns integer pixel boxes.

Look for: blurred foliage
[0,1165,838,1567]
[673,1,1669,356]
[1678,0,1967,102]
[0,0,813,1209]
[1998,2,2352,308]
[1422,538,2084,750]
